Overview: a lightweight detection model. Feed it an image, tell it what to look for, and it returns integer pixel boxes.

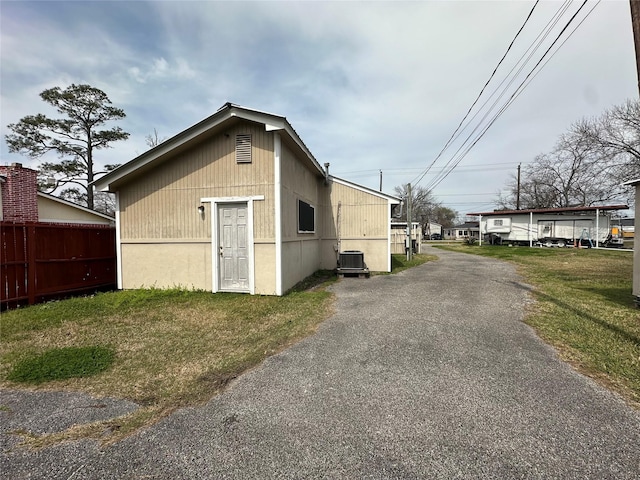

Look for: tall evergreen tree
[5,84,129,210]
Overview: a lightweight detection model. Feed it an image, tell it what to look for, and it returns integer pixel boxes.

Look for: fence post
[27,224,36,305]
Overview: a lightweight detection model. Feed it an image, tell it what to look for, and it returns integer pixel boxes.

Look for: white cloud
[1,0,636,212]
[129,57,196,84]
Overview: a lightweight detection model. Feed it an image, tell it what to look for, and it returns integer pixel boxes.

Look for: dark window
[298,199,315,233]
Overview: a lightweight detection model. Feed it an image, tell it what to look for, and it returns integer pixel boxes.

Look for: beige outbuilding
[95,103,400,295]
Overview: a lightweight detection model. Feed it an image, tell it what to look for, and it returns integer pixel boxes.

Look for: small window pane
[298,199,315,233]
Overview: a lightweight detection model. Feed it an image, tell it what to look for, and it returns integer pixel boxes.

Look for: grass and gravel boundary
[1,256,435,448]
[435,244,640,408]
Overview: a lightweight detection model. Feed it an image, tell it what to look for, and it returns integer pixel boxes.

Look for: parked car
[430,233,442,240]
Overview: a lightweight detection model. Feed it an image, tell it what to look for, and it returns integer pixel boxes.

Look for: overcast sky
[1,1,637,215]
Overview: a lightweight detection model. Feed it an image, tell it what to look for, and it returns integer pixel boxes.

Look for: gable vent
[236,134,252,163]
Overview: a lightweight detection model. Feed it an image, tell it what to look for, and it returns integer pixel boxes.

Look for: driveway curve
[2,245,640,479]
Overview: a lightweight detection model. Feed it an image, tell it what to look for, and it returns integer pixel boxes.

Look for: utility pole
[406,183,413,261]
[379,170,383,192]
[516,163,521,210]
[630,0,640,94]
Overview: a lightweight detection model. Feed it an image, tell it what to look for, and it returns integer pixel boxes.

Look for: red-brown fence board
[1,222,116,309]
[1,223,28,304]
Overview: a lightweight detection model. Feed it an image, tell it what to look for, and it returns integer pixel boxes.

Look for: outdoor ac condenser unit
[339,251,365,269]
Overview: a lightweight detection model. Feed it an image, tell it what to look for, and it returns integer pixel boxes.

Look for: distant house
[95,103,400,296]
[0,163,114,225]
[444,222,480,240]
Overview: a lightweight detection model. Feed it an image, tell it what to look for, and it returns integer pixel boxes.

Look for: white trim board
[274,133,283,296]
[201,195,265,295]
[115,192,123,289]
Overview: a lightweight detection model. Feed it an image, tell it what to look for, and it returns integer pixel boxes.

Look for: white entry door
[218,203,250,292]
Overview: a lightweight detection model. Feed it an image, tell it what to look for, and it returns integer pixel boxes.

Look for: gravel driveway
[2,245,640,479]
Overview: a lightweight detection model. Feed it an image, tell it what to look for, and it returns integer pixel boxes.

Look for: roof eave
[467,204,630,216]
[94,103,324,192]
[37,191,115,221]
[329,175,401,203]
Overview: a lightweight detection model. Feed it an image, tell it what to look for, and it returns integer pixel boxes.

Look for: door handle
[219,246,223,256]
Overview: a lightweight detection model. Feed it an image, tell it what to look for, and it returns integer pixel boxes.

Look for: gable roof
[449,222,479,229]
[330,175,401,204]
[37,192,115,222]
[94,103,324,192]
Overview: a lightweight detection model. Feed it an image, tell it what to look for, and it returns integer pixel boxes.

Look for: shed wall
[116,121,277,294]
[118,121,275,241]
[322,180,390,272]
[280,142,323,292]
[120,242,211,290]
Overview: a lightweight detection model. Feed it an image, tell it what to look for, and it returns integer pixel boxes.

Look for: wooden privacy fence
[390,225,422,254]
[1,222,116,309]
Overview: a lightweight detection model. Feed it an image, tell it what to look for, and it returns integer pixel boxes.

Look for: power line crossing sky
[1,1,636,214]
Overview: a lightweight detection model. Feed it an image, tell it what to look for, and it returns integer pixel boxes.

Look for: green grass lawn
[1,285,335,446]
[437,244,640,408]
[385,253,438,274]
[0,256,437,448]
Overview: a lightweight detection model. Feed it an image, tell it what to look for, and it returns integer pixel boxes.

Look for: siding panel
[119,121,274,241]
[321,180,391,272]
[280,143,321,240]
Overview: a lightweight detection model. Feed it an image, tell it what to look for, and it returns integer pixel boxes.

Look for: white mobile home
[468,206,629,247]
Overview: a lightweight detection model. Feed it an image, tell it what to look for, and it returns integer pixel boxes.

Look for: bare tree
[145,128,168,149]
[430,205,458,228]
[394,185,436,223]
[571,99,640,184]
[393,185,457,232]
[93,192,116,217]
[496,99,638,210]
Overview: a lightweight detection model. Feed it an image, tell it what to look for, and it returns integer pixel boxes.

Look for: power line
[333,160,523,176]
[425,0,594,193]
[411,0,541,187]
[423,0,575,191]
[427,0,591,191]
[511,0,602,105]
